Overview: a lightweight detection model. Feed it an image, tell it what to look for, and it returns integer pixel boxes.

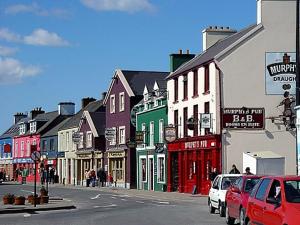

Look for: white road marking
[136,201,144,204]
[24,214,31,218]
[93,204,117,208]
[153,201,170,205]
[21,190,34,194]
[111,197,117,199]
[91,194,101,200]
[120,199,127,201]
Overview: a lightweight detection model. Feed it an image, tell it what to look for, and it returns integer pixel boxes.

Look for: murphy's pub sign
[223,108,264,129]
[265,52,296,95]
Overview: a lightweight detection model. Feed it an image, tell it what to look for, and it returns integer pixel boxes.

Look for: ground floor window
[110,158,124,182]
[141,158,147,182]
[157,155,165,183]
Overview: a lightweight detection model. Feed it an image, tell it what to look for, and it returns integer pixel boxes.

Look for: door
[171,153,179,191]
[148,157,154,191]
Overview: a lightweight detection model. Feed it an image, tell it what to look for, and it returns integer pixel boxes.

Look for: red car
[225,175,262,225]
[245,176,300,225]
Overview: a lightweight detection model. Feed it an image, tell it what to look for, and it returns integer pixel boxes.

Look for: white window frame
[140,156,147,183]
[110,95,116,113]
[119,126,126,145]
[78,132,84,148]
[20,141,24,157]
[19,124,25,135]
[157,154,166,183]
[15,142,18,157]
[66,132,69,150]
[142,123,146,146]
[159,119,164,143]
[86,131,93,148]
[109,127,117,146]
[27,140,30,155]
[119,92,125,112]
[30,122,36,133]
[149,121,154,147]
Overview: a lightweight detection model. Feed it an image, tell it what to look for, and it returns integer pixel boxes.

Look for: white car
[208,174,240,217]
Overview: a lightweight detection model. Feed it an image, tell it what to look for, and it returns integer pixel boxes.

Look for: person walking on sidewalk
[229,164,241,174]
[85,169,91,187]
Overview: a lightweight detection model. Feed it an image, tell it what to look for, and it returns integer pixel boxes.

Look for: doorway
[171,153,179,191]
[148,156,154,191]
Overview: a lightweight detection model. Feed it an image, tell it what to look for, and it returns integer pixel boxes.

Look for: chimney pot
[186,49,190,54]
[179,49,182,54]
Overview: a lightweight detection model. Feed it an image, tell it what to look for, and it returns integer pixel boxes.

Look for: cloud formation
[0,28,69,47]
[80,0,155,13]
[0,57,41,84]
[4,3,70,18]
[0,46,18,56]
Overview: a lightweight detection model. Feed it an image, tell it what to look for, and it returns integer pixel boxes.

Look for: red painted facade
[167,135,221,195]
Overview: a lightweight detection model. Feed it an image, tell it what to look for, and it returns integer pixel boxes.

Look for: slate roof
[41,117,71,138]
[59,100,104,131]
[0,117,30,139]
[34,111,60,134]
[89,112,106,136]
[167,24,258,79]
[121,70,169,96]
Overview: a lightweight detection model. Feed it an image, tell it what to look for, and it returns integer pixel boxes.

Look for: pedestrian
[108,174,113,187]
[97,168,106,187]
[90,169,96,187]
[85,169,90,187]
[49,167,55,184]
[244,167,253,175]
[229,164,241,174]
[209,168,219,182]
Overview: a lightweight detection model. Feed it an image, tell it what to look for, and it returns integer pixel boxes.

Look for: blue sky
[0,0,256,134]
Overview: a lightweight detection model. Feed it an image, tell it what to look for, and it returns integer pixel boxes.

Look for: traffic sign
[31,151,41,161]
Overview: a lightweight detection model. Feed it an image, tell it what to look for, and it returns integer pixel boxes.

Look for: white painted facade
[57,127,78,185]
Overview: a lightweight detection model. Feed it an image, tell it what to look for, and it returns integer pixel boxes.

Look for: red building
[167,135,221,195]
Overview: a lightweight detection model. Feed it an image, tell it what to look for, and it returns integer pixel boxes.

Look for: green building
[135,80,168,192]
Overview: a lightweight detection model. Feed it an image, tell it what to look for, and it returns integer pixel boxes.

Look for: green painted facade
[136,94,168,192]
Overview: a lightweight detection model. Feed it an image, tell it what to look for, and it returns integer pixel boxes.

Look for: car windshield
[244,178,260,193]
[284,180,300,203]
[221,177,239,190]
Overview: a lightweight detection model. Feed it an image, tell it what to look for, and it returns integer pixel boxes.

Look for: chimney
[101,92,107,100]
[14,112,27,124]
[202,26,237,51]
[58,102,75,116]
[30,107,45,119]
[169,50,195,72]
[257,0,262,24]
[81,97,96,109]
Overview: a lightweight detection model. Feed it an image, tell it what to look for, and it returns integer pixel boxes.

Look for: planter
[14,196,25,205]
[40,196,49,204]
[27,195,38,204]
[31,196,41,205]
[3,196,15,204]
[40,188,48,197]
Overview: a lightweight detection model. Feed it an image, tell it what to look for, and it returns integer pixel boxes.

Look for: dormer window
[30,122,37,133]
[19,124,26,135]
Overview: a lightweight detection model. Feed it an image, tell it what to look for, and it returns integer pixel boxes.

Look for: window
[109,127,116,146]
[110,95,115,113]
[149,122,154,146]
[255,178,271,201]
[50,139,54,151]
[19,124,25,135]
[142,123,146,145]
[141,158,147,182]
[212,176,220,189]
[193,69,198,96]
[111,159,123,181]
[204,102,210,134]
[204,64,210,92]
[245,178,260,193]
[15,142,18,154]
[183,74,188,100]
[66,132,69,150]
[157,155,165,183]
[78,132,84,148]
[21,141,24,157]
[284,180,300,203]
[193,105,198,136]
[174,77,178,102]
[174,110,178,138]
[183,107,188,137]
[119,126,125,144]
[42,140,46,151]
[30,122,36,133]
[86,132,92,147]
[159,119,164,143]
[72,131,76,151]
[119,92,125,112]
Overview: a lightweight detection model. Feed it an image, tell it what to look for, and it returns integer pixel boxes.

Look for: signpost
[164,126,176,143]
[30,148,40,207]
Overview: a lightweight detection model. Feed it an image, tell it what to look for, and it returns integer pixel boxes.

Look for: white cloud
[24,29,69,46]
[0,28,70,47]
[0,46,18,56]
[0,57,41,84]
[4,3,70,18]
[80,0,155,13]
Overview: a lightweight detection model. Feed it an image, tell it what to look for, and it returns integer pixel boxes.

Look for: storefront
[167,135,221,195]
[106,150,126,188]
[13,158,41,183]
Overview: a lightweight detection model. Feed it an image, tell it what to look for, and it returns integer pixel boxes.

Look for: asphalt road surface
[0,183,227,225]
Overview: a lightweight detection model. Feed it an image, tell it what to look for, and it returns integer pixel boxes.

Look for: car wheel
[239,208,246,225]
[225,205,235,225]
[219,203,226,217]
[208,199,215,214]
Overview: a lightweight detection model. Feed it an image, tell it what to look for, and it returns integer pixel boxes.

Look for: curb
[0,204,76,214]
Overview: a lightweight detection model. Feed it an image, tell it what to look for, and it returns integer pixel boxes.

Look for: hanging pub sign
[200,113,211,128]
[135,131,144,144]
[155,143,165,153]
[265,52,296,95]
[164,126,176,143]
[223,108,265,129]
[126,139,137,148]
[3,144,11,153]
[105,128,116,141]
[72,132,81,143]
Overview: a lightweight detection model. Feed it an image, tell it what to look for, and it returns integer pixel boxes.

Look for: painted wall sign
[108,152,125,158]
[164,126,176,143]
[265,52,296,95]
[223,108,264,129]
[184,140,207,149]
[3,144,11,153]
[105,128,116,141]
[72,132,81,143]
[135,131,144,144]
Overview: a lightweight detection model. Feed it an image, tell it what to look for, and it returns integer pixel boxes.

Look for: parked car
[225,175,262,225]
[245,176,300,225]
[208,174,241,217]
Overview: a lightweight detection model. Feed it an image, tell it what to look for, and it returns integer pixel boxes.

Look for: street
[0,183,227,225]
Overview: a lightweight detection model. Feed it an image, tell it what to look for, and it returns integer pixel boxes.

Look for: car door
[248,178,271,225]
[228,177,243,218]
[210,176,220,208]
[263,179,284,225]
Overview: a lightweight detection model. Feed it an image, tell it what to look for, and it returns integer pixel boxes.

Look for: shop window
[183,75,188,100]
[111,158,124,181]
[149,122,154,147]
[141,158,147,182]
[157,155,165,183]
